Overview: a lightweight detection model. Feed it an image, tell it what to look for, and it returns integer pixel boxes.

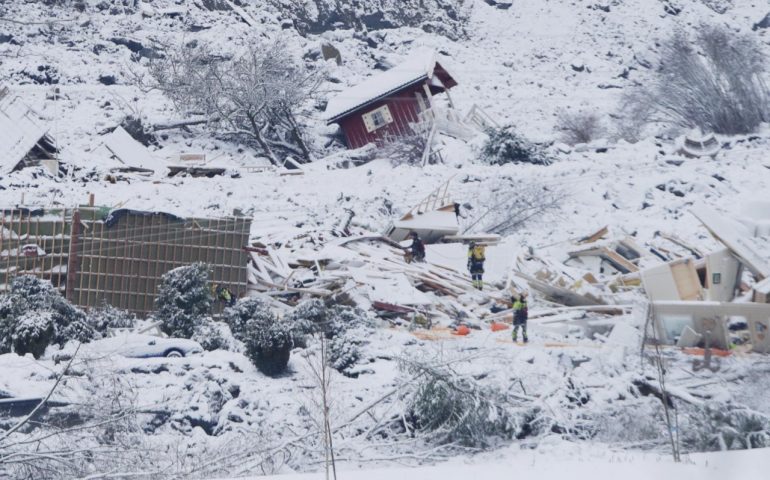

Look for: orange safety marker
[490,322,510,332]
[453,325,471,336]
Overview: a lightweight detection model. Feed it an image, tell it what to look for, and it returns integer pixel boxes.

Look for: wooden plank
[577,225,608,244]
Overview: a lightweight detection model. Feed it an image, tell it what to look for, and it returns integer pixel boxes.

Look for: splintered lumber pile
[245,236,494,322]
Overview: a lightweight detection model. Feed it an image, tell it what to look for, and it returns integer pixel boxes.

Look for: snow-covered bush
[623,24,768,135]
[555,109,604,145]
[288,299,370,375]
[480,125,551,166]
[288,299,330,340]
[224,297,293,376]
[684,402,770,451]
[193,320,239,352]
[11,311,55,358]
[399,355,522,448]
[328,330,361,375]
[224,297,274,337]
[155,263,213,339]
[0,276,92,357]
[592,398,666,445]
[289,300,369,339]
[86,303,136,337]
[288,301,370,373]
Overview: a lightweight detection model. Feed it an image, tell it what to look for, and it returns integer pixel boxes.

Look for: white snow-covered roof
[98,126,158,171]
[325,50,450,122]
[0,96,51,174]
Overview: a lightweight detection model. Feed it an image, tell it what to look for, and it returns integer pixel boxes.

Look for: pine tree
[0,276,92,357]
[481,125,551,166]
[86,303,136,336]
[12,311,55,358]
[155,263,213,338]
[224,297,293,376]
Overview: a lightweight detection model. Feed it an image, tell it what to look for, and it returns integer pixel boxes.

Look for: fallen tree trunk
[152,117,213,131]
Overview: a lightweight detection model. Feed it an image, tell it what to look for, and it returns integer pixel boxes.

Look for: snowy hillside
[1,0,770,479]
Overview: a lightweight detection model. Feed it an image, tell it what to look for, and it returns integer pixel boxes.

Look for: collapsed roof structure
[0,92,58,175]
[95,126,158,174]
[385,177,460,244]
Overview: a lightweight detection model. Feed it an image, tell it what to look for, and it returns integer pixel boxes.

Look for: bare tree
[0,348,157,479]
[642,303,681,462]
[554,109,604,145]
[302,334,338,480]
[621,24,768,135]
[147,40,323,165]
[463,179,567,235]
[378,122,436,166]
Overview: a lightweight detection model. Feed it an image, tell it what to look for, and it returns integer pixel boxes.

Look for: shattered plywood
[656,231,704,259]
[515,252,608,306]
[515,271,604,307]
[566,246,639,275]
[246,235,492,323]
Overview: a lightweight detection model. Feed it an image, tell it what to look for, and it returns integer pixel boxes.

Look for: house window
[362,105,393,133]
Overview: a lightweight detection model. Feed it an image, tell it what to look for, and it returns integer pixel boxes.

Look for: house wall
[338,83,428,149]
[652,301,770,352]
[705,248,742,302]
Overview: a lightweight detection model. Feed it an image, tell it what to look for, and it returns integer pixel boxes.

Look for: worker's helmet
[521,291,529,298]
[469,240,476,247]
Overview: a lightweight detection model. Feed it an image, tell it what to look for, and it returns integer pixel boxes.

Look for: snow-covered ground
[2,0,770,478]
[217,444,770,480]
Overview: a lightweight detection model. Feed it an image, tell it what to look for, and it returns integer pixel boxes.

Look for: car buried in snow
[52,333,204,363]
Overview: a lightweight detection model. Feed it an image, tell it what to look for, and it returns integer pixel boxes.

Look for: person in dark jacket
[511,291,529,343]
[409,232,426,263]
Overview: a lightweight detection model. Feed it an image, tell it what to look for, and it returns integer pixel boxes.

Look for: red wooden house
[325,51,459,149]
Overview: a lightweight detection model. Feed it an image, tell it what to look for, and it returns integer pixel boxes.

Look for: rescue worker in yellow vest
[511,291,529,343]
[467,241,486,290]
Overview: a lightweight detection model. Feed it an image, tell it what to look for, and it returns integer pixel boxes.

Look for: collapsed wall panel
[641,258,702,302]
[704,248,741,302]
[652,301,770,352]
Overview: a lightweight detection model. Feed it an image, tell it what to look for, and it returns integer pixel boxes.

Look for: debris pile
[246,235,496,325]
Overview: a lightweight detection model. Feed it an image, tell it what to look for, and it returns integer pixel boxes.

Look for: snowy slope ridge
[1,0,770,479]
